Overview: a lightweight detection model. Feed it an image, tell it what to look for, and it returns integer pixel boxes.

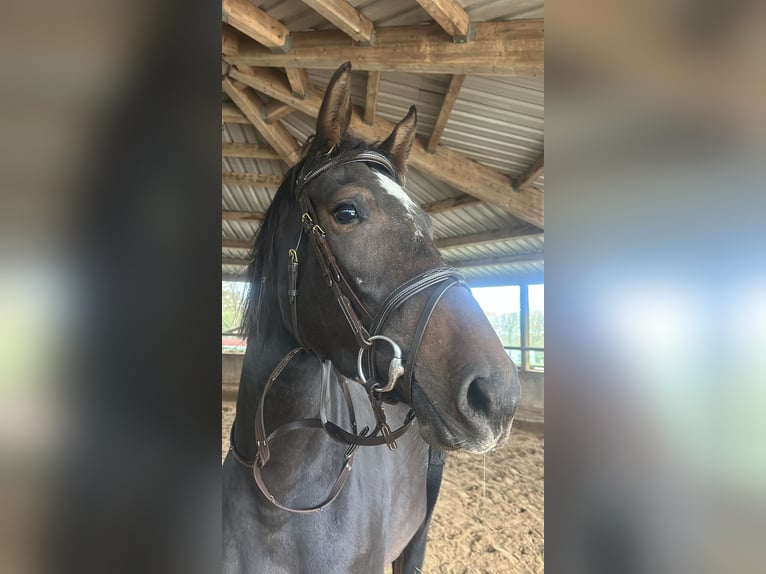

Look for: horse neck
[233,289,321,459]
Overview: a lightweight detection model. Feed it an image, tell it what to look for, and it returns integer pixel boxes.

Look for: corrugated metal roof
[222,1,544,286]
[252,1,543,30]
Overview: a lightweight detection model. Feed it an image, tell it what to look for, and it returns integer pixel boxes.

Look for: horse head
[260,63,520,454]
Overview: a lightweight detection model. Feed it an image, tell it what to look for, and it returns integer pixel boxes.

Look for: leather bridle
[230,149,466,513]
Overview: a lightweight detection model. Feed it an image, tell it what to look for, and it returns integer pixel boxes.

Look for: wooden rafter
[300,0,375,45]
[421,194,480,214]
[222,24,240,56]
[229,66,543,227]
[284,68,309,99]
[514,153,544,192]
[223,228,540,251]
[219,192,474,224]
[222,102,248,124]
[222,210,264,222]
[222,0,291,52]
[436,228,542,250]
[222,173,282,188]
[262,100,293,123]
[449,251,544,269]
[364,71,381,125]
[223,238,251,250]
[223,251,543,269]
[427,74,465,152]
[222,78,301,165]
[222,143,280,160]
[414,0,471,41]
[225,20,544,76]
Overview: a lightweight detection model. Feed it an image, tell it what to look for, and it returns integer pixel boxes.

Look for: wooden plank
[222,0,291,52]
[222,102,248,124]
[222,143,280,160]
[300,0,376,45]
[222,24,240,56]
[225,20,544,76]
[222,210,264,222]
[427,74,464,152]
[284,67,310,98]
[223,238,251,250]
[222,78,301,165]
[229,67,544,227]
[514,153,544,192]
[422,194,480,214]
[262,100,293,123]
[364,71,381,125]
[224,251,544,269]
[414,0,471,40]
[436,228,542,249]
[451,251,544,269]
[222,172,282,188]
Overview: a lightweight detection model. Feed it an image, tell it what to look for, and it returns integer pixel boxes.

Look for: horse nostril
[465,376,497,417]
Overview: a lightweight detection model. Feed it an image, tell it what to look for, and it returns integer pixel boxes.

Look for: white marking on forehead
[373,172,421,220]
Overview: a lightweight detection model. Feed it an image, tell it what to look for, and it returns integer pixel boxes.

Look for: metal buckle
[301,212,313,226]
[288,248,298,263]
[356,335,404,393]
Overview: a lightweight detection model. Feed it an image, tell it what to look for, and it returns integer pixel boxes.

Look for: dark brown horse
[223,63,520,574]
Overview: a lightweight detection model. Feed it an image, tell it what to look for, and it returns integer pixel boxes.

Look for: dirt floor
[222,402,544,573]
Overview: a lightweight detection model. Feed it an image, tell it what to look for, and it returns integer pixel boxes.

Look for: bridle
[230,148,466,513]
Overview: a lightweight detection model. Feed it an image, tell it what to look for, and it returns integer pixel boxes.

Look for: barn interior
[221,0,544,424]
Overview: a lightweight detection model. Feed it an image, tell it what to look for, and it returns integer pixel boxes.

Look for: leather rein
[230,149,465,513]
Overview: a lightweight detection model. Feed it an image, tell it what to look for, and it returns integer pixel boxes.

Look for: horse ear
[313,62,353,153]
[381,105,418,176]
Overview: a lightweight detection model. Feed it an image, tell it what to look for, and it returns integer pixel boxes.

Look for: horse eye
[333,204,359,224]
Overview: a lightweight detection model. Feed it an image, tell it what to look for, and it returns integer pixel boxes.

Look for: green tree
[222,282,246,334]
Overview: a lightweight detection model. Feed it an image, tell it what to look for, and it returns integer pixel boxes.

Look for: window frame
[501,283,544,372]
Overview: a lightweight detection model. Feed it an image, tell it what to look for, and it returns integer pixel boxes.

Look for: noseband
[230,149,465,513]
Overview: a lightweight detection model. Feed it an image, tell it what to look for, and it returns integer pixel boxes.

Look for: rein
[230,149,465,513]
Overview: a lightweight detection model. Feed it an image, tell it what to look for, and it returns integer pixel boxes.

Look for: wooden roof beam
[421,194,480,214]
[225,20,544,76]
[514,153,544,192]
[222,102,248,124]
[222,0,291,52]
[414,0,472,42]
[262,100,293,123]
[222,210,264,222]
[300,0,376,45]
[223,251,544,269]
[364,71,381,125]
[284,67,310,99]
[223,238,251,250]
[221,227,540,252]
[222,172,282,188]
[222,24,240,56]
[427,74,465,152]
[449,251,544,269]
[229,66,543,227]
[222,78,301,165]
[222,143,280,160]
[436,227,542,249]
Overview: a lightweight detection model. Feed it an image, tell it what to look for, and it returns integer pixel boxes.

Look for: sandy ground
[223,402,544,573]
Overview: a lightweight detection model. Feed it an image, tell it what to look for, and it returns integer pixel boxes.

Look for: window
[222,281,247,353]
[471,283,544,371]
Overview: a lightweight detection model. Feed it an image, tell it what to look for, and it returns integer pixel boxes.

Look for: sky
[471,284,544,315]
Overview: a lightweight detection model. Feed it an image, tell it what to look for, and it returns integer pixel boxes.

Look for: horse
[223,62,520,574]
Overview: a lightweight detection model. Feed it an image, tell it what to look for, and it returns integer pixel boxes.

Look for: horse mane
[239,136,392,338]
